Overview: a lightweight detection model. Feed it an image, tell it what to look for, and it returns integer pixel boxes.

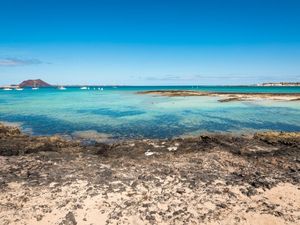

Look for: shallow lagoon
[0,86,300,139]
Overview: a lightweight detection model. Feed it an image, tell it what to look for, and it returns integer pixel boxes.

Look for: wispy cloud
[0,57,44,66]
[146,74,300,81]
[144,74,300,85]
[145,75,183,81]
[145,74,242,81]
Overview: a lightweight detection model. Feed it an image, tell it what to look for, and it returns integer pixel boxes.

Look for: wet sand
[137,90,300,102]
[0,124,300,225]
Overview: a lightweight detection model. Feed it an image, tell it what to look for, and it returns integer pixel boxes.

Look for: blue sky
[0,0,300,85]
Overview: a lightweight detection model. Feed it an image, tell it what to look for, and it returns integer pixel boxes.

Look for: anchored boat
[58,86,66,90]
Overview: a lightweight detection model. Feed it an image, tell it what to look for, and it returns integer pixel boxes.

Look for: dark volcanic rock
[0,124,21,136]
[0,124,79,156]
[0,123,299,224]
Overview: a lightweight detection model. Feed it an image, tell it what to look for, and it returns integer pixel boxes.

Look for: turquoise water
[0,86,300,140]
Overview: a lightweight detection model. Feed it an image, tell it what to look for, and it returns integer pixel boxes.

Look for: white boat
[58,86,66,90]
[80,87,88,90]
[3,88,12,91]
[32,81,39,90]
[16,88,24,91]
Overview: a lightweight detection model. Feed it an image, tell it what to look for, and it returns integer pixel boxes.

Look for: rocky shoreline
[0,123,300,224]
[137,90,300,102]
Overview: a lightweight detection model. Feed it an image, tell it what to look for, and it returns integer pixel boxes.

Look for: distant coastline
[257,82,300,86]
[1,79,300,89]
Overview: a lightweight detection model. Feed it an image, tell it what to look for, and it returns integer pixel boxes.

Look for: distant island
[258,82,300,86]
[19,79,52,88]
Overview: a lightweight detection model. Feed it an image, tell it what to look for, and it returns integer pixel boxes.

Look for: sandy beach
[0,123,299,225]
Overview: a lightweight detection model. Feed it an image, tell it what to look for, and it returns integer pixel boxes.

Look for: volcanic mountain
[19,79,52,88]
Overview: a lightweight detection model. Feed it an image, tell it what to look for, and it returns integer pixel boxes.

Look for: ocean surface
[1,86,300,140]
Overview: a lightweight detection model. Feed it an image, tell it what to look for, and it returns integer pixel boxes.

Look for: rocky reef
[0,123,299,224]
[138,90,300,102]
[0,124,80,156]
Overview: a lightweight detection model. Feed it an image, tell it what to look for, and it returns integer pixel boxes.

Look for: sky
[0,0,300,85]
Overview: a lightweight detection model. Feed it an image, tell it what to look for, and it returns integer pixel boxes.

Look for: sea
[1,86,300,140]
